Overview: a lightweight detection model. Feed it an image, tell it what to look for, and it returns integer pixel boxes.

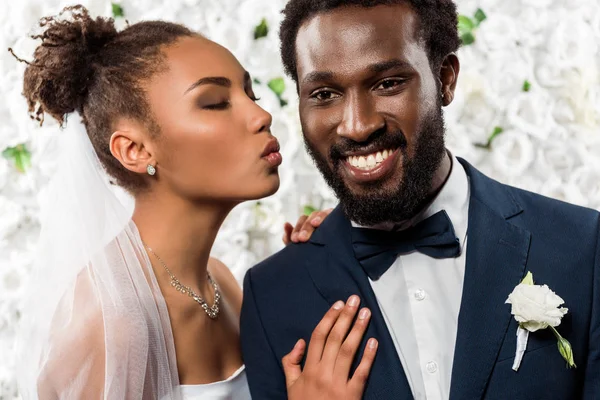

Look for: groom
[241,1,600,399]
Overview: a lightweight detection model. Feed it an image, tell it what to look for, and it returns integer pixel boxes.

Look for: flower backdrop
[0,0,599,397]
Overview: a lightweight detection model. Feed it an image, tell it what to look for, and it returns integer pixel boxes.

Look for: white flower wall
[0,0,598,397]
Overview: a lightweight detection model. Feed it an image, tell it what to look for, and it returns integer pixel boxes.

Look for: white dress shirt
[357,155,470,400]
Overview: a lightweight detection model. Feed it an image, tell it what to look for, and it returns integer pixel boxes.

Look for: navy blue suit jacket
[240,159,600,399]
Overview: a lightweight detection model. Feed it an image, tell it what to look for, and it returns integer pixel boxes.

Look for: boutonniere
[505,272,576,371]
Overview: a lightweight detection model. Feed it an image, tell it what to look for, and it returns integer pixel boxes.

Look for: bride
[14,5,378,400]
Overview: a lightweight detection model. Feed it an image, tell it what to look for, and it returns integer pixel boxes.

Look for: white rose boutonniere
[505,272,576,371]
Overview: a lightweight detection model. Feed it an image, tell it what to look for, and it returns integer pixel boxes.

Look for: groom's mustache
[329,130,409,165]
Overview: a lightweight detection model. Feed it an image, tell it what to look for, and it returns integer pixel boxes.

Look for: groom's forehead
[294,4,421,84]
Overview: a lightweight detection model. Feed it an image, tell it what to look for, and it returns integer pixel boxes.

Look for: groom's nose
[336,92,385,143]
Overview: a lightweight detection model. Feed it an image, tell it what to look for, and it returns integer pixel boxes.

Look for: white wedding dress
[15,117,252,400]
[178,366,252,399]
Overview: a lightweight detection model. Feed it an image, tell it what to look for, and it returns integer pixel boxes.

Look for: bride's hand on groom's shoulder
[283,208,333,245]
[281,295,378,400]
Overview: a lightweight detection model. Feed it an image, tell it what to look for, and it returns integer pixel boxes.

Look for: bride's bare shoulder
[208,257,242,313]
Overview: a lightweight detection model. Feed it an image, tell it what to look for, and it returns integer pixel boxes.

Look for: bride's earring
[147,164,156,176]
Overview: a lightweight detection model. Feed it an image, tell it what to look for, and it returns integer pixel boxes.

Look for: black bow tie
[351,210,461,280]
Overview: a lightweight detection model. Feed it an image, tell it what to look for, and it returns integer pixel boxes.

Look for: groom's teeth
[358,156,367,168]
[367,155,376,168]
[346,148,396,171]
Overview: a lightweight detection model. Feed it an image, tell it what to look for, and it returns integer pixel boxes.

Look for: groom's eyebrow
[369,59,413,73]
[184,76,232,94]
[301,59,414,86]
[301,70,334,86]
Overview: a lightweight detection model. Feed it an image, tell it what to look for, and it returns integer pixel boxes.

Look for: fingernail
[291,233,298,242]
[368,338,378,349]
[333,301,344,310]
[299,231,308,240]
[358,308,370,320]
[312,217,321,224]
[295,339,303,350]
[348,295,359,307]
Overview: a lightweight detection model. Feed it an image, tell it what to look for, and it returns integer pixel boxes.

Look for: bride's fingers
[297,210,330,242]
[282,339,306,389]
[290,215,308,242]
[333,307,371,380]
[320,296,360,366]
[348,338,378,396]
[305,300,345,367]
[282,222,294,245]
[310,208,333,227]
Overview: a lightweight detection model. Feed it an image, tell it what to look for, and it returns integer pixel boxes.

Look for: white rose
[506,283,568,332]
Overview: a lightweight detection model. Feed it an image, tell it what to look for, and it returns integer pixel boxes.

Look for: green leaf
[460,32,476,46]
[474,8,487,26]
[253,78,262,85]
[279,98,289,107]
[522,80,532,92]
[3,144,31,173]
[2,148,16,158]
[474,126,504,150]
[557,337,577,368]
[521,271,534,285]
[254,18,269,40]
[488,126,504,143]
[303,205,317,216]
[267,77,285,97]
[111,3,124,18]
[458,15,475,36]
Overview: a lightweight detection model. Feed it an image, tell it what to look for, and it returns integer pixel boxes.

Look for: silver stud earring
[147,164,156,176]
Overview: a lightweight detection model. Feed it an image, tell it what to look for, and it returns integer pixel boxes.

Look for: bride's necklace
[145,244,221,320]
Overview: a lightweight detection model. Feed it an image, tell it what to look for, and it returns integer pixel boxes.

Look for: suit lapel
[450,159,532,399]
[307,207,413,400]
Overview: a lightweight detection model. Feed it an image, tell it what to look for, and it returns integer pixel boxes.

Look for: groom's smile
[342,147,401,183]
[294,3,451,225]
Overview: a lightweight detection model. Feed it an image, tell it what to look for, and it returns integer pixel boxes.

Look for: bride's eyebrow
[184,76,232,94]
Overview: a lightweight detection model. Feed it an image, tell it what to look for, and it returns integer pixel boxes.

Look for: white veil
[16,116,181,399]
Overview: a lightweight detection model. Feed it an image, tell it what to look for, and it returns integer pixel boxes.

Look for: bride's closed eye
[203,101,231,110]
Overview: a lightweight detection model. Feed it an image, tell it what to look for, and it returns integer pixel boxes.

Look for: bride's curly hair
[11,5,195,191]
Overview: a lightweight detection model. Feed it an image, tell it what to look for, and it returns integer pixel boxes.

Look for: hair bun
[20,5,118,124]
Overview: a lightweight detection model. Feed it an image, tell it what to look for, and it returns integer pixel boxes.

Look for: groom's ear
[439,53,460,106]
[109,118,155,175]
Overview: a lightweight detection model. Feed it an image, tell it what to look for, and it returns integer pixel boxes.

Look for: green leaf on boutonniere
[551,326,577,368]
[474,126,504,150]
[111,3,124,18]
[521,271,534,285]
[522,80,532,92]
[303,205,317,216]
[254,18,269,40]
[2,144,31,173]
[557,336,576,368]
[267,77,288,107]
[253,78,262,85]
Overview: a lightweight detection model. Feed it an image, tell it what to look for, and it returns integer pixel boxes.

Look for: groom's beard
[304,106,447,226]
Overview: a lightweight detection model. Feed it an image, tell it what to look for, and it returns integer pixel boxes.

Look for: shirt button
[414,288,426,301]
[426,361,438,373]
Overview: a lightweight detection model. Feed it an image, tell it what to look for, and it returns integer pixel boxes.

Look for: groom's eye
[311,90,340,102]
[374,78,406,91]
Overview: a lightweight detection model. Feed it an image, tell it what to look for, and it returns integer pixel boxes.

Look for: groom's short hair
[279,0,460,82]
